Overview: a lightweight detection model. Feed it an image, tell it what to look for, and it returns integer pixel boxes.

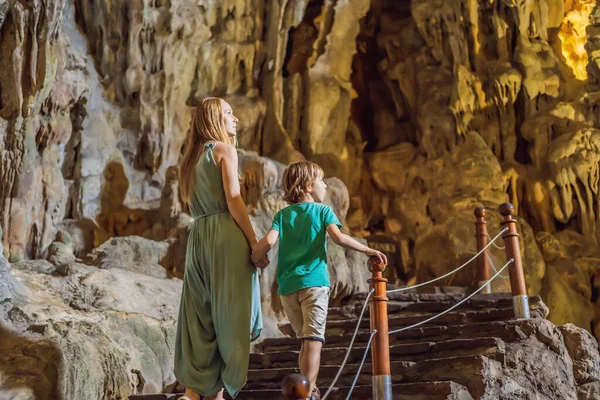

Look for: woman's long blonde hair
[179,97,233,205]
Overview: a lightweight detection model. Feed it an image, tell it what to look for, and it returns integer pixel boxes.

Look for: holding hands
[251,231,279,269]
[252,252,269,269]
[250,241,270,269]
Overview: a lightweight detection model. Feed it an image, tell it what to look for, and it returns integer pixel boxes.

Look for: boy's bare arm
[251,229,280,266]
[326,224,388,264]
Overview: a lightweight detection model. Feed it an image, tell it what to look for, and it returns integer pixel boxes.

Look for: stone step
[347,291,518,303]
[250,336,505,368]
[258,317,545,353]
[328,294,546,321]
[325,305,544,337]
[128,379,474,400]
[229,380,474,399]
[128,292,547,400]
[246,354,499,396]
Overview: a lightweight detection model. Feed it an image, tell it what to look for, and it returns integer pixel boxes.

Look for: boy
[251,161,387,399]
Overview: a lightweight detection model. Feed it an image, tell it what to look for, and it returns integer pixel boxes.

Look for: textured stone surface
[1,0,600,340]
[245,296,600,400]
[2,0,600,398]
[559,323,600,385]
[1,256,180,400]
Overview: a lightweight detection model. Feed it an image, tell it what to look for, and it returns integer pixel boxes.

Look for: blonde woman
[176,97,265,400]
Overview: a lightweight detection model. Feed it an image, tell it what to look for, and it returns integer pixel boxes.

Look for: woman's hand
[252,253,269,269]
[250,250,262,265]
[251,230,278,269]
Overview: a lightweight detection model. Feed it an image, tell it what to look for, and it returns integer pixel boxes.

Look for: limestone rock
[578,381,600,400]
[46,231,78,267]
[1,264,180,400]
[559,323,600,385]
[12,260,57,276]
[3,0,600,397]
[0,238,29,323]
[498,319,578,399]
[88,236,171,279]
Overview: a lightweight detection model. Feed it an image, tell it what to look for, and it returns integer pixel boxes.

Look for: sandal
[310,388,321,400]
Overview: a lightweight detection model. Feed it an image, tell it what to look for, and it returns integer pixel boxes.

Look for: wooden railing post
[474,207,492,294]
[499,203,530,319]
[281,374,310,400]
[368,257,392,400]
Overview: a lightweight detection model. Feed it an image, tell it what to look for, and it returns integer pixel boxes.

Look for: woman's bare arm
[214,143,258,247]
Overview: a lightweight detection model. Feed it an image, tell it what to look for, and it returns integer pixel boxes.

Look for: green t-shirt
[271,202,342,295]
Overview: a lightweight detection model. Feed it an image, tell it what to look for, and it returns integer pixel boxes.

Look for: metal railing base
[372,375,392,400]
[477,280,492,294]
[512,294,530,319]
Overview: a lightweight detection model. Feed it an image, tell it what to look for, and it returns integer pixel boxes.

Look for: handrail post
[499,203,530,319]
[281,374,310,400]
[368,257,392,400]
[474,207,492,294]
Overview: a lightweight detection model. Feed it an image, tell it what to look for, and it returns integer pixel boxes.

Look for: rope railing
[364,202,530,400]
[282,203,531,400]
[386,227,508,294]
[388,259,513,335]
[485,252,509,279]
[463,237,510,280]
[341,258,514,399]
[321,289,374,400]
[345,330,377,400]
[487,232,506,249]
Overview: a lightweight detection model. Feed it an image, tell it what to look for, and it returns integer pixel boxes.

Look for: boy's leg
[280,291,304,340]
[280,292,313,392]
[280,287,330,397]
[299,339,323,390]
[298,286,330,396]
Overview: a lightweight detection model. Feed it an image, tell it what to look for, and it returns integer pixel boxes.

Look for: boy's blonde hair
[282,161,324,204]
[179,97,233,205]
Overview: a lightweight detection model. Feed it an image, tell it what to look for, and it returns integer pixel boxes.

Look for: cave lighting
[558,0,596,81]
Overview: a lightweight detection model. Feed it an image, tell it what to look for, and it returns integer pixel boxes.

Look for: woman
[176,97,265,400]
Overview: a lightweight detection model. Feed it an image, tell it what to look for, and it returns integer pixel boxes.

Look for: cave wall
[2,0,600,339]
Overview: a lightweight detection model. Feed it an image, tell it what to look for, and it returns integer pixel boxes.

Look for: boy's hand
[365,248,388,265]
[251,251,270,269]
[255,254,270,269]
[250,251,263,265]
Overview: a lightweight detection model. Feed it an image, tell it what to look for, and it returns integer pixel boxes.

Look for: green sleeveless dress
[174,142,262,398]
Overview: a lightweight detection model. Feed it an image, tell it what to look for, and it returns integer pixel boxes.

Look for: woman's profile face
[221,100,239,137]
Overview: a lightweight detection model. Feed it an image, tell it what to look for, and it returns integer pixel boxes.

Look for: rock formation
[3,0,600,397]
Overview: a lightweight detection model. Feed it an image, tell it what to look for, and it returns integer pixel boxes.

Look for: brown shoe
[309,388,321,400]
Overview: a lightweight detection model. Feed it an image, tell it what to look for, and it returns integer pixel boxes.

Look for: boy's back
[272,203,341,296]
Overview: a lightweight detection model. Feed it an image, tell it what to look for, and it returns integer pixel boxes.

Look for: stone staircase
[130,288,554,400]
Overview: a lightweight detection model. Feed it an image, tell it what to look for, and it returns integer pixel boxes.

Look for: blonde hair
[179,97,233,205]
[282,161,324,204]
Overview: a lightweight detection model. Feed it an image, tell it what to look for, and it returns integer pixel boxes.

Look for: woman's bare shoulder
[211,142,236,164]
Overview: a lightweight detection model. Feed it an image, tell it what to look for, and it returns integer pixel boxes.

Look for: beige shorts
[280,286,330,343]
